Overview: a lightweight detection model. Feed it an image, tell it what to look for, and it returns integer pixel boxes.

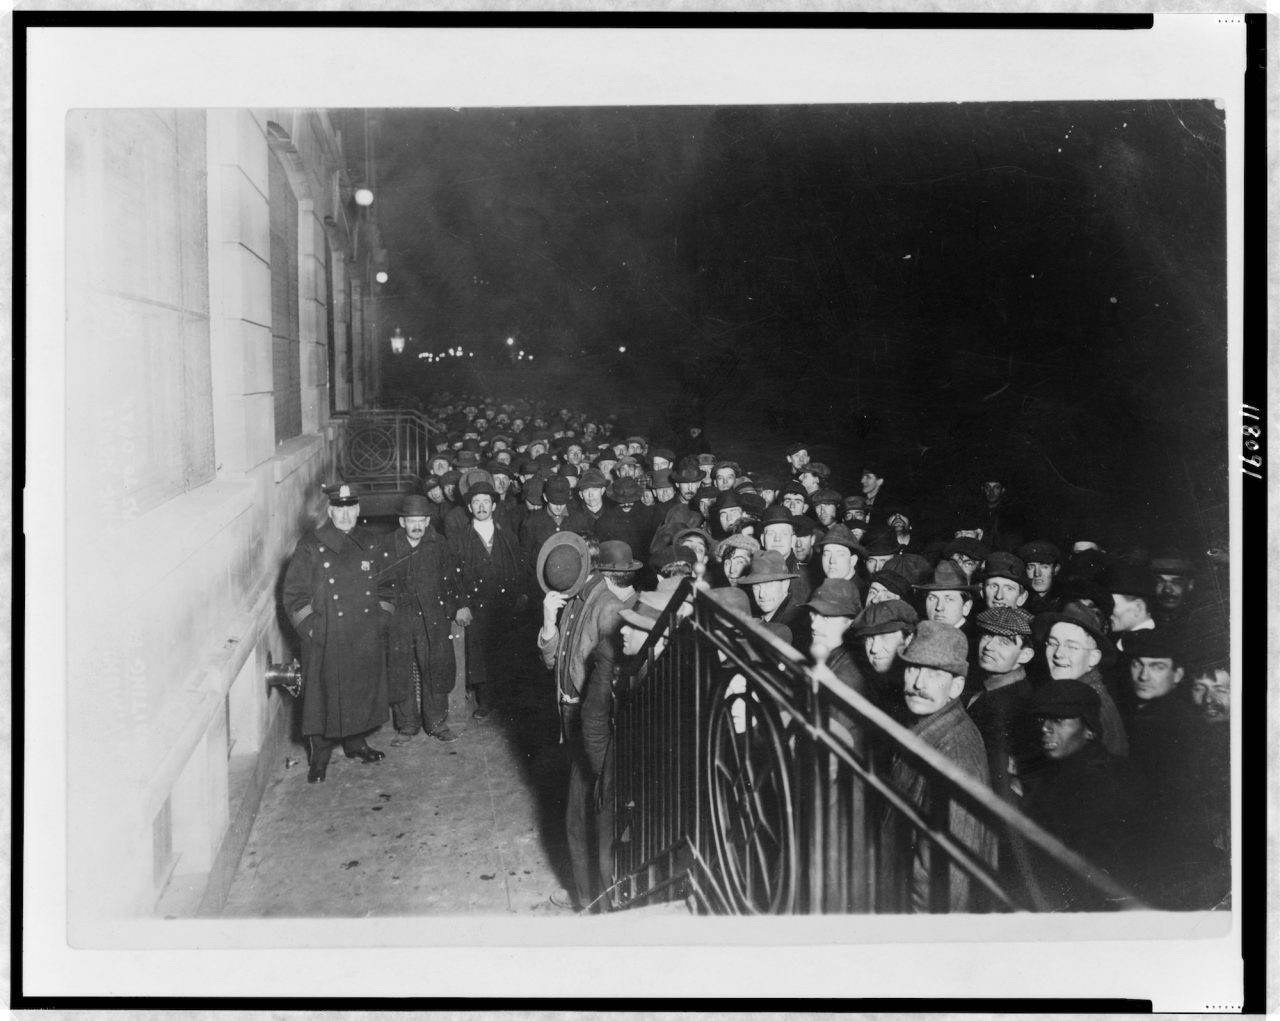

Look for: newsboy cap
[944,536,991,562]
[983,552,1028,586]
[899,620,970,676]
[975,606,1033,638]
[609,478,643,503]
[1017,539,1063,566]
[852,597,919,637]
[1029,678,1103,741]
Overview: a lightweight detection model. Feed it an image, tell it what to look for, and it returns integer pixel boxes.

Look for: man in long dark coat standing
[379,493,464,744]
[450,481,527,719]
[284,482,395,783]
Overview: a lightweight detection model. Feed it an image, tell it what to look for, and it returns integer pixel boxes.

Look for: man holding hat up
[380,494,465,744]
[283,482,396,783]
[889,620,995,912]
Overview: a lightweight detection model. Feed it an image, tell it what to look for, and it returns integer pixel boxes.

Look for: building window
[65,109,215,519]
[269,148,302,442]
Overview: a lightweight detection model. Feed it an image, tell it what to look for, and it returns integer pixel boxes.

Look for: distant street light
[506,337,515,346]
[375,270,388,284]
[618,346,627,353]
[390,327,406,355]
[354,188,374,207]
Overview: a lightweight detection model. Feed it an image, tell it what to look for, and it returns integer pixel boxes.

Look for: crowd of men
[283,391,1231,915]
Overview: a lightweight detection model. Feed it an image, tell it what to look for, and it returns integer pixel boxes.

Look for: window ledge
[273,432,324,484]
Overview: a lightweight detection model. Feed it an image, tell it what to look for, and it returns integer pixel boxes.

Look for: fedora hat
[862,527,901,557]
[536,531,591,597]
[914,560,980,593]
[743,550,799,585]
[609,478,643,503]
[620,588,676,633]
[818,523,867,556]
[1104,562,1157,601]
[805,577,863,618]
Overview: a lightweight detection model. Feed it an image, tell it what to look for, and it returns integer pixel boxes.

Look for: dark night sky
[366,100,1227,542]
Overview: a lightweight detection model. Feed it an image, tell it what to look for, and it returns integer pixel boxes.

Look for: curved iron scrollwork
[705,673,799,913]
[345,424,398,474]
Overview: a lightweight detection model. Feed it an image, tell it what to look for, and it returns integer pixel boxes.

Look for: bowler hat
[1029,678,1103,741]
[466,481,498,501]
[714,490,742,512]
[804,577,863,618]
[818,523,867,556]
[651,468,674,488]
[609,478,643,503]
[975,606,1033,638]
[453,450,482,469]
[671,466,701,484]
[899,620,970,676]
[1017,539,1062,566]
[914,560,980,593]
[1104,562,1156,600]
[536,531,591,597]
[401,494,432,517]
[522,475,545,504]
[984,552,1028,586]
[760,505,796,529]
[743,550,799,585]
[323,480,360,506]
[853,598,919,637]
[543,477,572,504]
[597,540,643,573]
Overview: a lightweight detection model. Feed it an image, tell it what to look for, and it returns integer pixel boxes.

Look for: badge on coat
[362,560,372,572]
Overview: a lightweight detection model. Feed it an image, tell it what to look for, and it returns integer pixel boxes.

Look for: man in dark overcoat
[449,481,528,720]
[379,493,464,744]
[284,482,395,783]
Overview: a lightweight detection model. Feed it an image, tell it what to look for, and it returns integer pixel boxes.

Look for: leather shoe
[471,705,493,722]
[307,759,328,783]
[343,743,386,763]
[427,724,459,743]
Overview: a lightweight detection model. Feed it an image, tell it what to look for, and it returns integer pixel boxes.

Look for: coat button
[329,579,335,584]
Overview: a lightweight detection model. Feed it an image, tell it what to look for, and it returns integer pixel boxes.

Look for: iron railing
[334,408,440,493]
[606,577,1143,915]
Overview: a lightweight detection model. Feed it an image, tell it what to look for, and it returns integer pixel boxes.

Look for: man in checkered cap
[966,606,1041,804]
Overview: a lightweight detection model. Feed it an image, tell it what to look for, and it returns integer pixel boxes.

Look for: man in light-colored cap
[891,620,995,912]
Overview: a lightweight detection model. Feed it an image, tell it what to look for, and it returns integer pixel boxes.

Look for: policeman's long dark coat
[284,521,394,739]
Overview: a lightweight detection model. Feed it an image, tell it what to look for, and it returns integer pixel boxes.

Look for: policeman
[283,482,395,783]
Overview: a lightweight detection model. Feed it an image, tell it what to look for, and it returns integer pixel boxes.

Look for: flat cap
[899,620,970,675]
[975,606,1033,638]
[1017,539,1063,566]
[852,597,919,636]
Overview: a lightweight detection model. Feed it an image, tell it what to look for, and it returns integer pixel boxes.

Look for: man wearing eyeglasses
[1034,602,1129,758]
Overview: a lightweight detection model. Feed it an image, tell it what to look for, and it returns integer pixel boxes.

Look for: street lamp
[618,346,627,353]
[506,337,515,347]
[375,270,388,284]
[354,187,374,207]
[390,327,406,355]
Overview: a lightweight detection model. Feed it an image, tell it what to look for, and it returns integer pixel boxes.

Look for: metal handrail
[609,578,1144,914]
[335,407,442,492]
